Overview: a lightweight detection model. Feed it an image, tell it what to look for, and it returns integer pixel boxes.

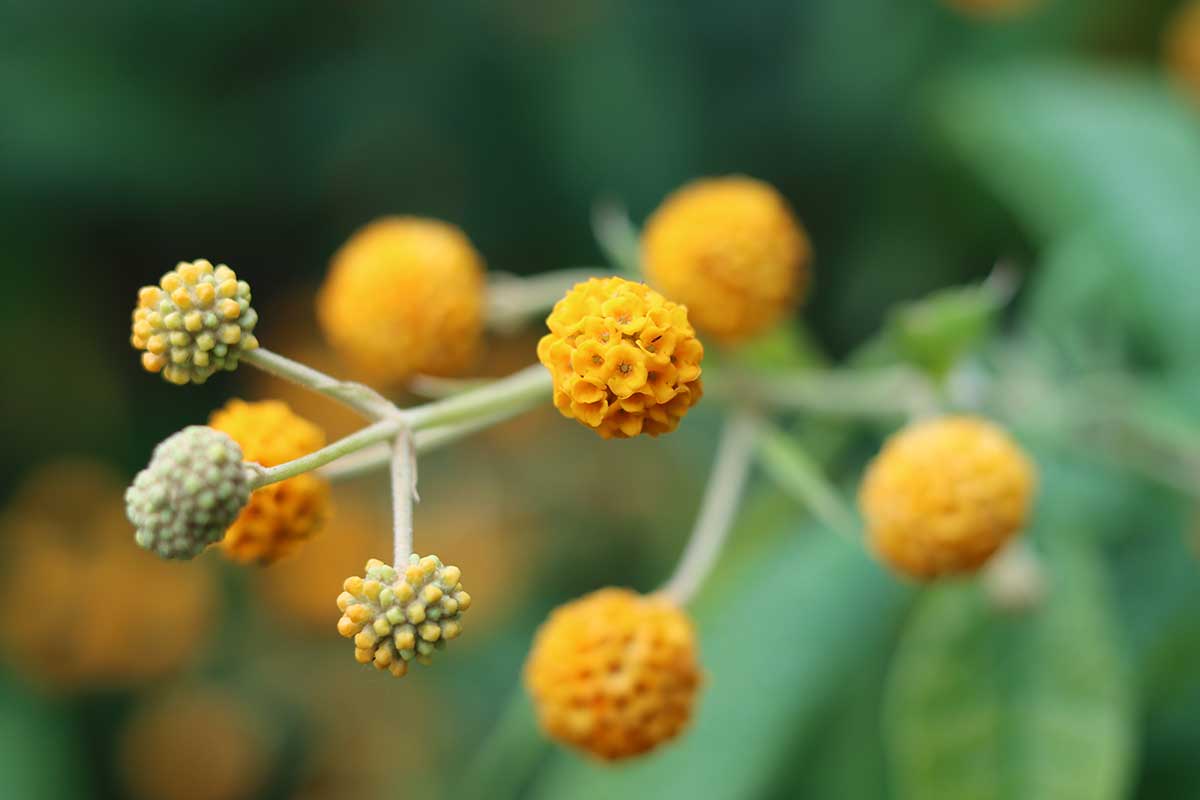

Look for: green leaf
[0,676,86,800]
[887,279,1009,379]
[883,538,1135,800]
[935,61,1200,365]
[524,528,910,800]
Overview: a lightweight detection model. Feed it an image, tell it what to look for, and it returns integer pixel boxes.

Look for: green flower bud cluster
[125,426,252,559]
[336,555,471,677]
[130,259,259,385]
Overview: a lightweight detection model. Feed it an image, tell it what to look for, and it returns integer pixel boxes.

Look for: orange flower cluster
[209,399,330,564]
[524,588,702,760]
[859,416,1036,580]
[537,277,703,439]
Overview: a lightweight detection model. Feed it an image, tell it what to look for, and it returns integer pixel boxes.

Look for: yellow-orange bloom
[642,176,810,342]
[209,399,330,564]
[538,277,703,439]
[316,216,485,384]
[859,416,1036,580]
[524,588,702,761]
[130,259,259,385]
[1167,1,1200,99]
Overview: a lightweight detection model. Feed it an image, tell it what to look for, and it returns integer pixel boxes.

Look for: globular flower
[0,462,215,690]
[858,415,1036,580]
[209,399,330,564]
[316,216,486,385]
[1166,0,1200,100]
[126,426,253,560]
[336,555,471,677]
[641,176,810,343]
[538,277,703,439]
[130,259,259,385]
[524,588,702,761]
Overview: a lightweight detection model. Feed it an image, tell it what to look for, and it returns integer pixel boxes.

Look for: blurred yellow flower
[859,415,1036,580]
[642,176,810,343]
[316,216,486,385]
[0,461,215,690]
[1167,0,1200,99]
[119,686,273,800]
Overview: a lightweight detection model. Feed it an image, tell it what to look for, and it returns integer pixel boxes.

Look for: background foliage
[2,1,1200,798]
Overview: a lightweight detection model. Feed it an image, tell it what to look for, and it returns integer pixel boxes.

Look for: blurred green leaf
[0,677,86,799]
[935,61,1200,365]
[883,538,1134,800]
[888,278,1010,379]
[525,528,910,800]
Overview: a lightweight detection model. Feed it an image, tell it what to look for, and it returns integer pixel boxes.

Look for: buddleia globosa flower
[125,426,253,560]
[858,415,1036,580]
[336,555,471,678]
[537,276,703,439]
[524,588,702,760]
[130,259,259,385]
[209,399,330,565]
[316,216,486,385]
[642,176,810,343]
[1166,0,1200,100]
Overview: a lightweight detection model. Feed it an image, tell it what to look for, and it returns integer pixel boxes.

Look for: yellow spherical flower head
[316,216,485,384]
[524,588,702,761]
[859,416,1036,580]
[537,277,703,439]
[130,259,259,385]
[336,555,470,678]
[641,176,810,343]
[209,399,330,565]
[1167,1,1200,100]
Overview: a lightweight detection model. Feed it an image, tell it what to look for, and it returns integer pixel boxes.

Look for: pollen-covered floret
[1167,0,1200,99]
[859,415,1036,580]
[316,216,485,385]
[642,176,810,343]
[126,426,253,560]
[209,399,330,565]
[537,277,703,439]
[336,555,470,677]
[130,259,259,385]
[524,588,702,761]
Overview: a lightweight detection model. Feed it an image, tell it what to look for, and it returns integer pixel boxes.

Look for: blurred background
[3,0,1200,798]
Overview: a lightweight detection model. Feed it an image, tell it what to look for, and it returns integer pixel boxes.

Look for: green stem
[725,365,940,420]
[660,411,758,605]
[754,420,859,540]
[241,347,396,420]
[250,365,553,489]
[391,430,416,563]
[591,200,642,277]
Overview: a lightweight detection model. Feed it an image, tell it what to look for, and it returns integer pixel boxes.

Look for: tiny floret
[524,588,702,761]
[336,555,470,677]
[130,259,259,385]
[316,216,485,384]
[126,426,252,560]
[858,415,1036,580]
[642,176,810,342]
[537,276,703,439]
[209,399,330,564]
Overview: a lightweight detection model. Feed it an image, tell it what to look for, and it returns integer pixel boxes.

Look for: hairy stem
[725,365,940,420]
[392,429,416,563]
[242,347,396,420]
[250,365,552,489]
[660,411,758,605]
[754,420,858,540]
[486,268,601,332]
